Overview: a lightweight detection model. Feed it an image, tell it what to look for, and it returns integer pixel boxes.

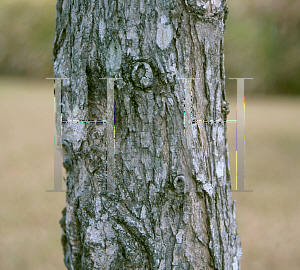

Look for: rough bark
[53,0,242,269]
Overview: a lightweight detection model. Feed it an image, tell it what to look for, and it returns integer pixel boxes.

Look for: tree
[53,0,242,269]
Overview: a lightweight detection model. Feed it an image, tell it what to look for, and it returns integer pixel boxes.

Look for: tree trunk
[53,0,242,269]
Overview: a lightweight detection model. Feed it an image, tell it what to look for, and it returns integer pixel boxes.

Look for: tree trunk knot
[62,139,73,172]
[174,175,185,194]
[132,62,154,89]
[221,100,230,116]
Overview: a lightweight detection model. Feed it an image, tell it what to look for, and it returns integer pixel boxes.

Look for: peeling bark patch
[211,0,221,8]
[106,39,122,75]
[216,160,224,178]
[99,19,105,42]
[141,131,151,148]
[156,15,173,50]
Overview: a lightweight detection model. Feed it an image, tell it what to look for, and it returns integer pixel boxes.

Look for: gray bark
[53,0,242,269]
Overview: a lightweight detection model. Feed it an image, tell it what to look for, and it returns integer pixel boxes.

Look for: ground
[0,76,299,270]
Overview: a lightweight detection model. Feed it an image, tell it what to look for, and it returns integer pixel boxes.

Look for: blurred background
[0,0,299,269]
[0,0,300,95]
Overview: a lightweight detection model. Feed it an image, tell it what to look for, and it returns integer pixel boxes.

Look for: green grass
[0,77,299,269]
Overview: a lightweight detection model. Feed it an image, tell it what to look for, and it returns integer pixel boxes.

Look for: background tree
[53,0,242,269]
